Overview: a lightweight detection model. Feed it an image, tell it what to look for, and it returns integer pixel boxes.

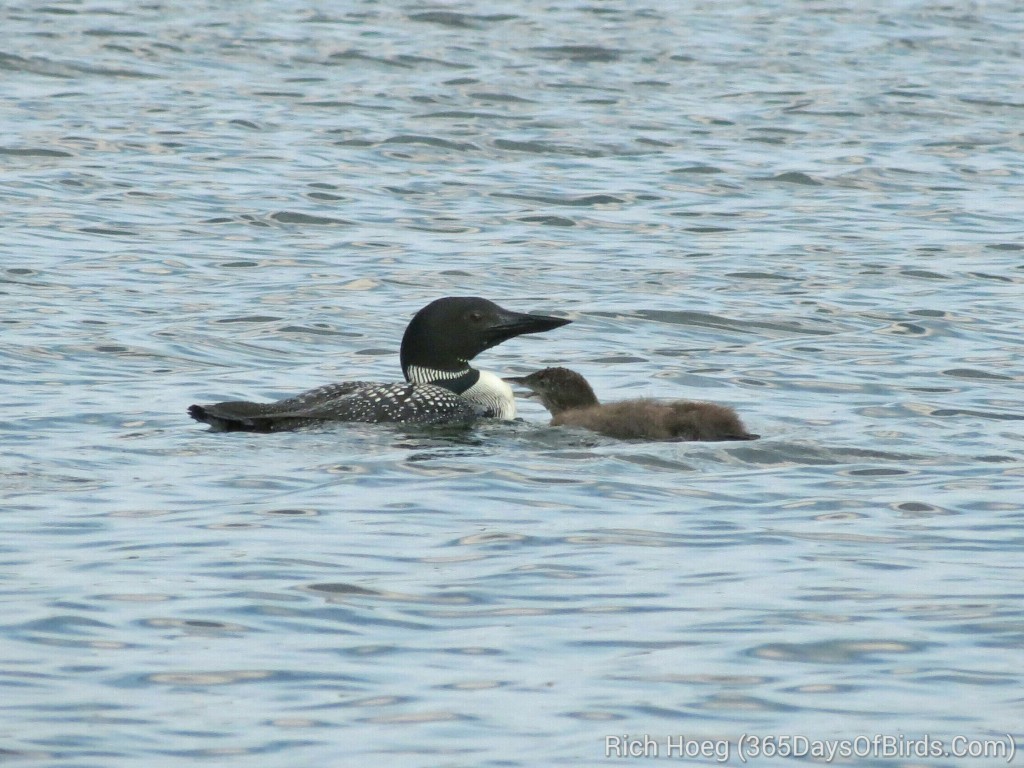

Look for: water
[3,1,1023,765]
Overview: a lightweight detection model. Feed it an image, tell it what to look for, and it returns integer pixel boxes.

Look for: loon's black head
[506,366,600,415]
[400,297,570,378]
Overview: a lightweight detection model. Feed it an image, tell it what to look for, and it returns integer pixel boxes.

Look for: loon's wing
[189,381,478,432]
[279,382,480,424]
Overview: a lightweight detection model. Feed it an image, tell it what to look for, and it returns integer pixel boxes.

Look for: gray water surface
[3,1,1023,766]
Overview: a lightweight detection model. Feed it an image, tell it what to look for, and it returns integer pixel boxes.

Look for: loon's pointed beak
[483,308,571,350]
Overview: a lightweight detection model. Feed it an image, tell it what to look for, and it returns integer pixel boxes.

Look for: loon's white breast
[407,365,516,419]
[462,370,517,420]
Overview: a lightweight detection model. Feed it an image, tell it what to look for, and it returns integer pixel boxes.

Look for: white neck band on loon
[406,364,478,393]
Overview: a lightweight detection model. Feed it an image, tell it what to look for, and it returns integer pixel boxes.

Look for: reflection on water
[3,0,1023,764]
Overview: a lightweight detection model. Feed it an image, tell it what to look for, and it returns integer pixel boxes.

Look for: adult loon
[506,366,759,442]
[189,297,570,432]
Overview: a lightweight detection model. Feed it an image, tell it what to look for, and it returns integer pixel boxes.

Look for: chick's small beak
[504,375,539,399]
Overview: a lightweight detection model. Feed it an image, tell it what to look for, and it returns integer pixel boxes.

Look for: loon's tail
[187,401,295,432]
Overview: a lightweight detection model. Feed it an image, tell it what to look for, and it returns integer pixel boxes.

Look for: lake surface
[3,1,1022,766]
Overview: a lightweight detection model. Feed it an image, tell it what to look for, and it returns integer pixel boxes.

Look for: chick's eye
[468,311,483,322]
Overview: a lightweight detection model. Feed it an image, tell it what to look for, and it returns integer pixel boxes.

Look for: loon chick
[189,297,570,432]
[506,366,759,442]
